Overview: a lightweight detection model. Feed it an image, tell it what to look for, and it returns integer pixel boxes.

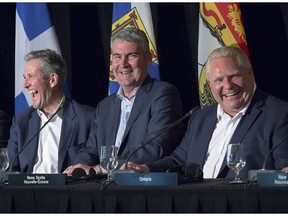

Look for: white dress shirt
[33,97,65,174]
[114,87,138,148]
[203,104,248,178]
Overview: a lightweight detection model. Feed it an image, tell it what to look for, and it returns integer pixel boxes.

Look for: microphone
[72,167,87,178]
[262,134,288,170]
[67,167,107,183]
[71,167,97,180]
[167,163,204,184]
[248,133,288,181]
[124,106,200,170]
[9,104,65,172]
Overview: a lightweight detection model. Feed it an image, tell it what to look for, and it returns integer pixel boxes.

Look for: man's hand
[120,162,150,172]
[63,163,94,176]
[281,166,288,173]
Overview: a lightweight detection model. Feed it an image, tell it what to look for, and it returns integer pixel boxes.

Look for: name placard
[8,174,67,186]
[114,172,178,186]
[257,172,288,187]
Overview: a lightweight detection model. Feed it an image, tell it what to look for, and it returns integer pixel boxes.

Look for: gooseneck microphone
[262,133,288,170]
[248,133,288,181]
[124,106,200,170]
[9,104,64,172]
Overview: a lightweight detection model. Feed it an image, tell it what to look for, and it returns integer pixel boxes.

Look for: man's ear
[49,73,58,88]
[146,52,152,67]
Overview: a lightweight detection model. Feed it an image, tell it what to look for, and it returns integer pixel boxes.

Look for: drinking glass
[100,145,119,181]
[226,143,246,184]
[0,148,9,172]
[100,146,109,173]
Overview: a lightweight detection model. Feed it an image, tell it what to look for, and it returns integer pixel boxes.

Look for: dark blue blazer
[75,75,185,167]
[149,89,288,179]
[7,99,95,173]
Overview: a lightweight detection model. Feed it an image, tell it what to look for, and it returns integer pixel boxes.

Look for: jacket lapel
[26,110,41,172]
[124,78,152,134]
[58,100,76,171]
[110,95,122,146]
[119,76,153,152]
[218,89,265,177]
[230,89,265,143]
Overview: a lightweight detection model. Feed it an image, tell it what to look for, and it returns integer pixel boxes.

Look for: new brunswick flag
[198,3,249,108]
[109,3,160,94]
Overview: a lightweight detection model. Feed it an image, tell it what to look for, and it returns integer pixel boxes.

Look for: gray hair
[110,27,150,55]
[25,49,67,87]
[204,46,252,80]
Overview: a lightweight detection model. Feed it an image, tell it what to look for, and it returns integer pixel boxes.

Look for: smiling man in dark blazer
[64,27,185,175]
[126,46,288,179]
[7,49,95,173]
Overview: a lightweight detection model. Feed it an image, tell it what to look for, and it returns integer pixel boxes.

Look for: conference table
[0,177,288,213]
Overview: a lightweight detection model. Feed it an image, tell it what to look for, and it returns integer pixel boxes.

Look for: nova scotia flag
[109,2,160,94]
[15,3,64,114]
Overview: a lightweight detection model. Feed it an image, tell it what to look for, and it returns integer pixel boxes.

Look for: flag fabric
[198,3,249,108]
[109,2,160,94]
[15,3,68,114]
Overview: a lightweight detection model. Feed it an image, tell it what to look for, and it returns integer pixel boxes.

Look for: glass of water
[226,143,246,184]
[100,145,119,181]
[0,148,9,172]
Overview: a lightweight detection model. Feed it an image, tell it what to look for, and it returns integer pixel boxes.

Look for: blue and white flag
[15,3,63,114]
[109,2,160,94]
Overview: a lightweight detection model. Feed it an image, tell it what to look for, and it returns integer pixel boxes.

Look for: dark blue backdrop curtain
[0,3,288,117]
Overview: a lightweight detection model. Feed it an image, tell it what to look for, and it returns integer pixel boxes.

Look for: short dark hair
[111,27,150,55]
[25,49,67,87]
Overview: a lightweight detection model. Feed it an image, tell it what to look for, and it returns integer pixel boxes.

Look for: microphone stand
[124,106,199,170]
[9,104,64,172]
[248,133,288,181]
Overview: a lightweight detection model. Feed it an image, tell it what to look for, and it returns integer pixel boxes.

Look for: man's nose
[119,56,129,65]
[223,77,233,89]
[23,78,30,89]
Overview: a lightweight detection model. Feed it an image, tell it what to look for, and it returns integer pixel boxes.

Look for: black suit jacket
[75,76,185,167]
[7,99,95,173]
[149,89,288,179]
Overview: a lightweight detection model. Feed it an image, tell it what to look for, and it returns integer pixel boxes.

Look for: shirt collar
[116,87,139,101]
[217,104,249,122]
[37,95,66,119]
